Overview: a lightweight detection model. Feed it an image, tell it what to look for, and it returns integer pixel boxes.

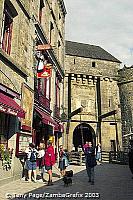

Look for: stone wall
[118,66,133,150]
[65,55,120,77]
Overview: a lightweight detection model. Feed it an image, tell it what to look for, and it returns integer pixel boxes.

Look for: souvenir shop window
[0,112,9,148]
[16,133,32,156]
[0,112,14,162]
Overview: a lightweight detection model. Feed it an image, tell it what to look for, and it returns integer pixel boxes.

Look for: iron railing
[109,151,128,165]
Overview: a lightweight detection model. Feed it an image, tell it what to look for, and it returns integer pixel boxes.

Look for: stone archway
[73,123,96,150]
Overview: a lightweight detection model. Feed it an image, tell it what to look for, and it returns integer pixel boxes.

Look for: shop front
[33,106,55,149]
[33,106,64,158]
[0,91,25,186]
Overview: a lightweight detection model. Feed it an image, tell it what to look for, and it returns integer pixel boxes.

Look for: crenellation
[76,74,82,83]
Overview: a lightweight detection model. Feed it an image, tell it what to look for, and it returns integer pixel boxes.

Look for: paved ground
[0,163,133,200]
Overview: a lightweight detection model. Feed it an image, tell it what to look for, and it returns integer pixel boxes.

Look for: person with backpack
[44,140,55,186]
[25,143,38,182]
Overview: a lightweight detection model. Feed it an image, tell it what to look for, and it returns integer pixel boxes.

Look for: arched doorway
[73,123,96,151]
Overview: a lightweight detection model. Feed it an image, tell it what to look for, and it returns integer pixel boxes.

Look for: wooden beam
[98,110,117,120]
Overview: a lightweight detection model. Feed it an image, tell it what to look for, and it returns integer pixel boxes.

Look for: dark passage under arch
[73,123,96,150]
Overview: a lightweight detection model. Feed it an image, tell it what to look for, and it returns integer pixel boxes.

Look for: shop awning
[54,123,59,132]
[54,123,64,132]
[0,92,25,118]
[35,106,55,126]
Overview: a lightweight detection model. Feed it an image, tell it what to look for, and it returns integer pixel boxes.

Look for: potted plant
[0,144,13,171]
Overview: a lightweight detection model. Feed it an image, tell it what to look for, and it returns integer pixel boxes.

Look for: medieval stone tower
[63,41,122,152]
[118,66,133,151]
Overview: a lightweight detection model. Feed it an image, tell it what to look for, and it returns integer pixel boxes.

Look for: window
[59,13,61,20]
[0,112,8,148]
[50,22,54,43]
[55,77,60,108]
[92,62,96,67]
[0,112,17,149]
[57,40,61,58]
[41,79,46,95]
[1,1,17,55]
[39,0,45,23]
[46,78,50,99]
[38,78,50,100]
[74,58,76,64]
[109,99,111,107]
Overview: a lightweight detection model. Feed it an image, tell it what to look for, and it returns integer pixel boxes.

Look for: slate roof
[65,41,121,63]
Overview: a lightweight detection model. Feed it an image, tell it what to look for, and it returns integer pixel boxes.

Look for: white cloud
[64,0,133,66]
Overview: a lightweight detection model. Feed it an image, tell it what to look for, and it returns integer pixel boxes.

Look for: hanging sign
[37,63,52,78]
[36,44,52,51]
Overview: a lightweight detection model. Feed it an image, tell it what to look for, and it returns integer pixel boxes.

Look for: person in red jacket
[44,140,55,186]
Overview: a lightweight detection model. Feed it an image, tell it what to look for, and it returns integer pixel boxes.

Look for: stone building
[33,0,66,156]
[63,41,122,153]
[0,0,66,185]
[118,66,133,151]
[0,0,35,185]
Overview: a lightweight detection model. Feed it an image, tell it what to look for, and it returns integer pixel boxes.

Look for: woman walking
[44,140,55,186]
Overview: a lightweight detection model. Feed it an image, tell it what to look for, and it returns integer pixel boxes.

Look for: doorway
[73,123,96,151]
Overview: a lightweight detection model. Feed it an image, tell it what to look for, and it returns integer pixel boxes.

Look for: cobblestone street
[0,163,133,200]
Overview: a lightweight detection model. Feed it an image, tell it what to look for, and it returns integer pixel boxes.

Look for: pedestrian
[37,143,45,170]
[25,143,38,182]
[96,143,102,165]
[37,144,47,182]
[44,140,55,186]
[83,141,89,154]
[84,141,97,185]
[58,145,69,176]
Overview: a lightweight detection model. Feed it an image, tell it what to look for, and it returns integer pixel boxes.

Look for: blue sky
[64,0,133,67]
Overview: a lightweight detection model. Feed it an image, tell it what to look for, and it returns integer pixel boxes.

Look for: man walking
[84,141,97,185]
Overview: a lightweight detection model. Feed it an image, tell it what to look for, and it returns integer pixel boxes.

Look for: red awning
[35,107,55,125]
[54,123,64,132]
[0,92,25,118]
[54,123,59,132]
